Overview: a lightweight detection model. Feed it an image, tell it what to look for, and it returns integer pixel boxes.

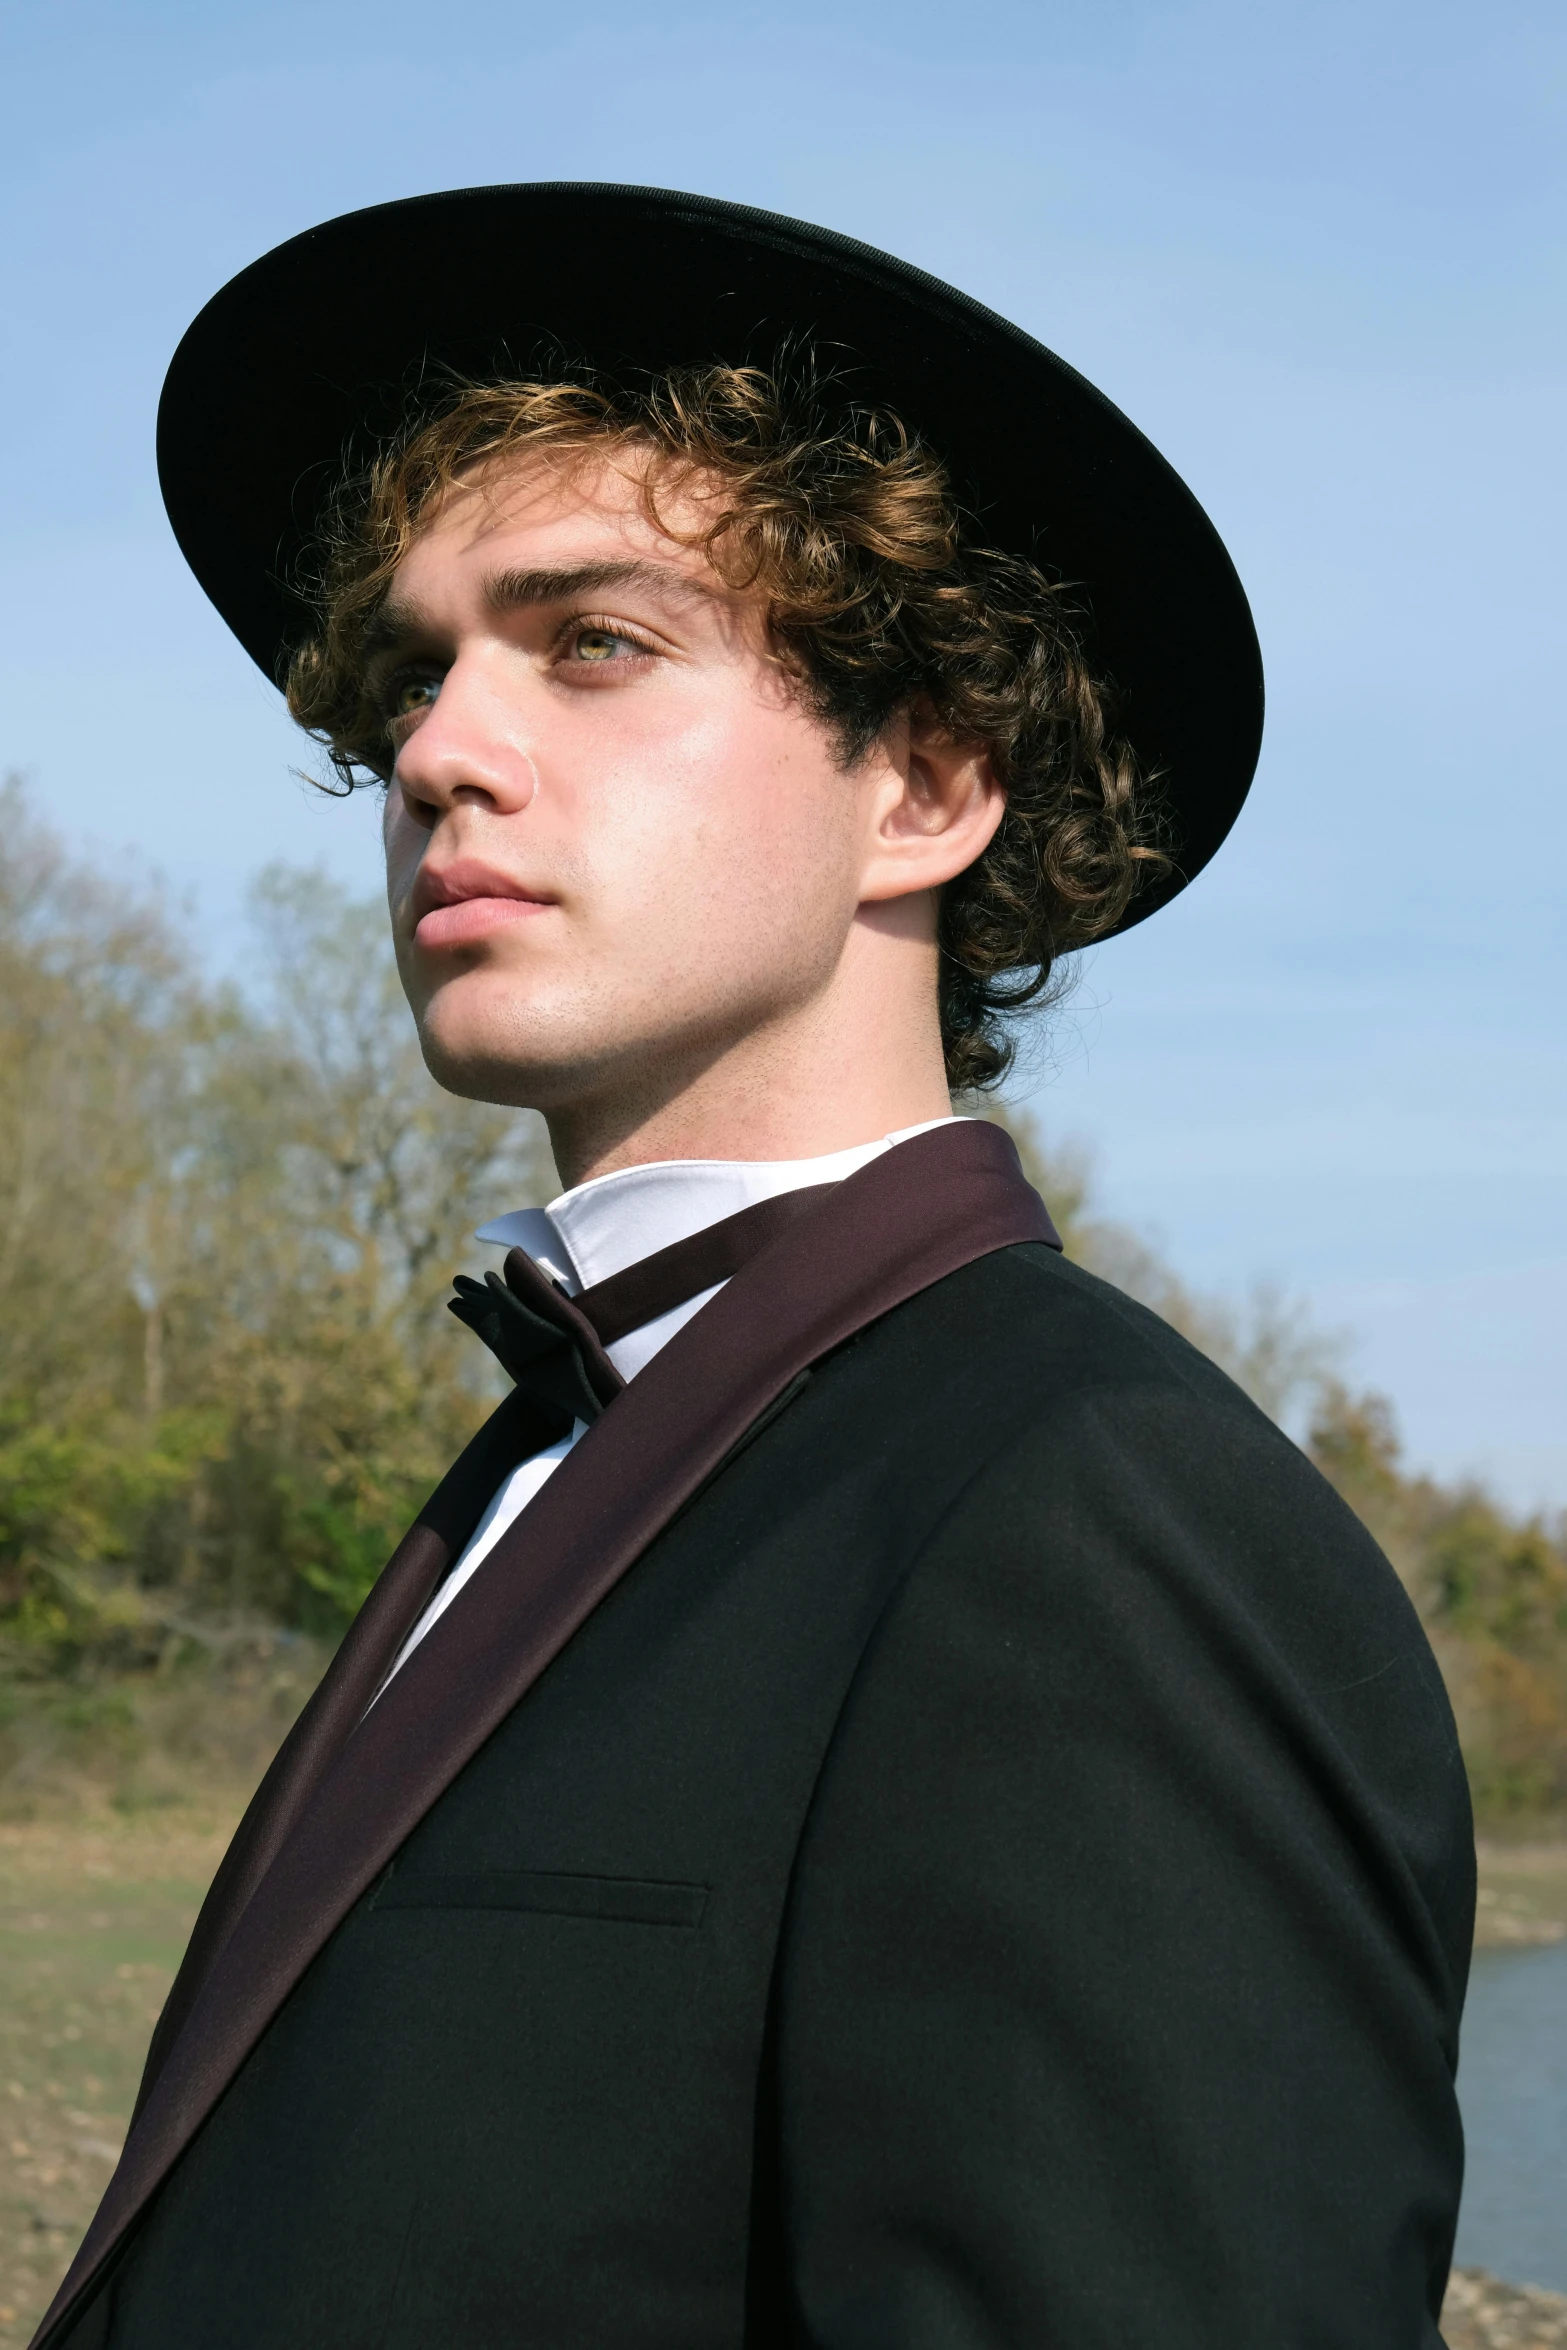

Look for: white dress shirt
[377,1119,957,1688]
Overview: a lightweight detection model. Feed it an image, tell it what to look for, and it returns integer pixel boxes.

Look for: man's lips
[411,861,555,951]
[414,895,553,950]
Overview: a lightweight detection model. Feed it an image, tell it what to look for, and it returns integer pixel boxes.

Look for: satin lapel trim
[36,1121,1051,2346]
[126,1384,555,2126]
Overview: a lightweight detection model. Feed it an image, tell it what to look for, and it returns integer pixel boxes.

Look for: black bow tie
[449,1184,836,1430]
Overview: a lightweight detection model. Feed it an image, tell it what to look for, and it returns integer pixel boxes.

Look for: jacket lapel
[37,1120,1053,2346]
[129,1384,558,2124]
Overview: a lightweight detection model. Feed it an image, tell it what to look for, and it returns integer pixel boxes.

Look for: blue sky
[1,0,1562,1505]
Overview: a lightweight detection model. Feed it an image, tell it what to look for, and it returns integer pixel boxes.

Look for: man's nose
[392,658,539,817]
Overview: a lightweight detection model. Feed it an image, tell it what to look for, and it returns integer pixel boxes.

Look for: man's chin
[408,969,572,1111]
[409,959,775,1122]
[413,989,622,1114]
[413,990,745,1125]
[418,1028,567,1112]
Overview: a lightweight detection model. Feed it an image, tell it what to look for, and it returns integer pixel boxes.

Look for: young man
[39,187,1471,2349]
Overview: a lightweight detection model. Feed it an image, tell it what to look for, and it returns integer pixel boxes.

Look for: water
[1454,1937,1567,2292]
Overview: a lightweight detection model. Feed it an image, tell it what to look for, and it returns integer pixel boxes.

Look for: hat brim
[157,182,1263,933]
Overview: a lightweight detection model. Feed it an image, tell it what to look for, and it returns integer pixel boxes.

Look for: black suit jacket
[39,1126,1472,2348]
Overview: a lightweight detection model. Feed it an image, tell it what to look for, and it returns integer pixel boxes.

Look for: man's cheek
[382,821,423,922]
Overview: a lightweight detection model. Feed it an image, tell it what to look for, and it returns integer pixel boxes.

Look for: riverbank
[1473,1841,1567,1948]
[1444,2268,1567,2346]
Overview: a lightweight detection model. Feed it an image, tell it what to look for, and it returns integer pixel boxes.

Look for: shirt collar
[475,1117,960,1294]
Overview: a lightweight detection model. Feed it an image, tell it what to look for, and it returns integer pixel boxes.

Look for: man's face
[375,449,903,1117]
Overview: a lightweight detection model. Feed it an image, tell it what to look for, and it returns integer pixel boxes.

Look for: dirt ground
[0,1817,1560,2344]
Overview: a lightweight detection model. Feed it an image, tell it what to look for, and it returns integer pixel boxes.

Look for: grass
[0,1812,235,2341]
[0,1814,1559,2340]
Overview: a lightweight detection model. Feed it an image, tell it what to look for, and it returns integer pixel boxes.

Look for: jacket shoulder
[847,1233,1475,1991]
[770,1250,1473,2344]
[902,1240,1447,1732]
[920,1237,1279,1416]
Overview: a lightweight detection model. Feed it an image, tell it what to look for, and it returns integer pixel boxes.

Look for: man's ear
[858,703,1007,904]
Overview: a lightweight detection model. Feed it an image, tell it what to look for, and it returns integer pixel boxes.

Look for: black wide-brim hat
[159,183,1263,932]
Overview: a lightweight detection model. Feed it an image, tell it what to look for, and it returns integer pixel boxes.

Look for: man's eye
[388,674,440,719]
[568,627,638,663]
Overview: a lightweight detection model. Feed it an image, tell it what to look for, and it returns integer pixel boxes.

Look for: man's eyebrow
[481,559,722,614]
[360,559,722,666]
[360,596,436,662]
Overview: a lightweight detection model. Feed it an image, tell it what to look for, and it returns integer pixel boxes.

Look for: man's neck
[540,1018,954,1190]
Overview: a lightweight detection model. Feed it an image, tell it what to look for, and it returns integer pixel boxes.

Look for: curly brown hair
[285,363,1166,1093]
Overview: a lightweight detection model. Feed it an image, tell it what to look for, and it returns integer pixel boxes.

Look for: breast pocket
[370,1868,708,1928]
